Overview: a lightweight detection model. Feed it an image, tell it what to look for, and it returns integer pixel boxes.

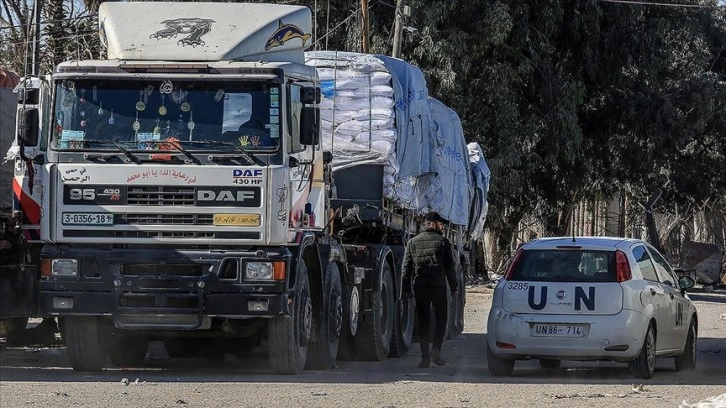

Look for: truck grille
[123,264,205,277]
[123,213,214,225]
[127,186,195,206]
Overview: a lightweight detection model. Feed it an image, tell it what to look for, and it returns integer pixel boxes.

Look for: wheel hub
[331,293,343,340]
[349,287,359,336]
[299,296,312,346]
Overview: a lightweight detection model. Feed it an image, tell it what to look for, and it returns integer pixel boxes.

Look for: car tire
[487,343,515,376]
[539,359,561,369]
[629,323,656,379]
[674,319,697,371]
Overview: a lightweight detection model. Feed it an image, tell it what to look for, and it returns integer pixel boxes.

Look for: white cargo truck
[12,2,487,373]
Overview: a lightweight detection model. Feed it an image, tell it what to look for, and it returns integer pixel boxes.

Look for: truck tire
[63,317,107,371]
[447,265,466,338]
[389,296,414,357]
[336,285,359,361]
[268,264,312,374]
[108,334,148,367]
[354,263,394,361]
[1,317,28,344]
[307,262,343,369]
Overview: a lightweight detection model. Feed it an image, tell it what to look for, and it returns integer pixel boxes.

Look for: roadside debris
[311,391,328,396]
[679,393,726,408]
[548,392,629,399]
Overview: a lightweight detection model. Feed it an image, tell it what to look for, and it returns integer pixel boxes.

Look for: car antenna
[571,232,576,243]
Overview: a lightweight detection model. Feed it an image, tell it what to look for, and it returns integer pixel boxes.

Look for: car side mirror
[678,275,695,290]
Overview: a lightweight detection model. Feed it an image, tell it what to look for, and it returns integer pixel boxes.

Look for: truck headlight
[51,259,78,277]
[245,262,273,280]
[244,261,286,281]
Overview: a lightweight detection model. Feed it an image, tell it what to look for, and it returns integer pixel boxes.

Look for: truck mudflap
[38,246,293,330]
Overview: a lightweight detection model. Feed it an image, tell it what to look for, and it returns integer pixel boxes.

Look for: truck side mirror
[323,151,333,165]
[300,86,321,104]
[20,109,39,146]
[299,106,319,146]
[17,88,39,104]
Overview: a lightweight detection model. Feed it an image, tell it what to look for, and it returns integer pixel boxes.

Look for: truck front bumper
[38,246,293,329]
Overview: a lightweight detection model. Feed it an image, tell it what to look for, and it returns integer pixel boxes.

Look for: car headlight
[51,259,78,277]
[245,262,273,280]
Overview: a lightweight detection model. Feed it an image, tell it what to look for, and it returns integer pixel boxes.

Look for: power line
[598,0,725,8]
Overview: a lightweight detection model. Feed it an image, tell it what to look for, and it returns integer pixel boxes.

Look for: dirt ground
[1,287,725,408]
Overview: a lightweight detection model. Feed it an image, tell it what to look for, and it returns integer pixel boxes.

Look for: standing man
[402,211,458,368]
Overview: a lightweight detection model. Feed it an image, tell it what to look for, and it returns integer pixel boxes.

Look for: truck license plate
[531,324,586,337]
[62,212,114,226]
[213,214,260,226]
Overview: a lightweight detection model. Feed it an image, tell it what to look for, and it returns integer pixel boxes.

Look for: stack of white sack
[306,51,415,204]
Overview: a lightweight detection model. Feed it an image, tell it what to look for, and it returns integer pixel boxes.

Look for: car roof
[521,236,646,251]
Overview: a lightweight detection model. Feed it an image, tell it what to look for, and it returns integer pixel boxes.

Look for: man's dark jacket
[402,228,457,293]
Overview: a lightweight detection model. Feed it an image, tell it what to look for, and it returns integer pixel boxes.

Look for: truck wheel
[629,323,656,379]
[446,265,465,339]
[336,285,359,361]
[389,295,414,357]
[108,334,148,367]
[674,319,697,371]
[63,317,107,371]
[487,343,515,376]
[307,262,343,369]
[1,317,28,344]
[354,263,393,361]
[268,264,311,374]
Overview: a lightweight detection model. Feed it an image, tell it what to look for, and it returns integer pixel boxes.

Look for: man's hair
[424,211,447,224]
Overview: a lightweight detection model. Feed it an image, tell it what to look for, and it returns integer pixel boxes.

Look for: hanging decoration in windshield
[51,79,279,153]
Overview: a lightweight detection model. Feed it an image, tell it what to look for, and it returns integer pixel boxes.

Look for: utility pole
[31,0,42,75]
[361,0,370,53]
[392,0,404,58]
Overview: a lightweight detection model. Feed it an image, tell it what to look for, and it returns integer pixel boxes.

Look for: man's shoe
[431,350,446,366]
[418,359,430,368]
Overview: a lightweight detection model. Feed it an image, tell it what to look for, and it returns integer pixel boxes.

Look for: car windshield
[50,78,280,152]
[510,250,616,282]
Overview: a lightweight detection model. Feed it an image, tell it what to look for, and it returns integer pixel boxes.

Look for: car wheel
[674,319,697,371]
[487,343,515,376]
[629,323,656,379]
[539,359,561,369]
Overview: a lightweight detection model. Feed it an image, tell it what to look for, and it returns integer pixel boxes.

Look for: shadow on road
[2,332,724,387]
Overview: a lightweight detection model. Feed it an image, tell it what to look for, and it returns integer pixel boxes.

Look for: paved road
[1,288,724,407]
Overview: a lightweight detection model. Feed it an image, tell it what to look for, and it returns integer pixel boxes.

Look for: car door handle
[650,288,656,296]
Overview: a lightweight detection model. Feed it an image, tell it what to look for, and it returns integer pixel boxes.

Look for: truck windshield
[50,78,280,152]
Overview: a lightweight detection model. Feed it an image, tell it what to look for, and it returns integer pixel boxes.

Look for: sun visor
[98,2,312,63]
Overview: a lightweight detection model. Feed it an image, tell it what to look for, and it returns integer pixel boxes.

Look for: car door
[647,246,689,350]
[631,245,671,351]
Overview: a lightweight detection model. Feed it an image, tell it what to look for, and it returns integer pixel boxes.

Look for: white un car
[487,237,697,379]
